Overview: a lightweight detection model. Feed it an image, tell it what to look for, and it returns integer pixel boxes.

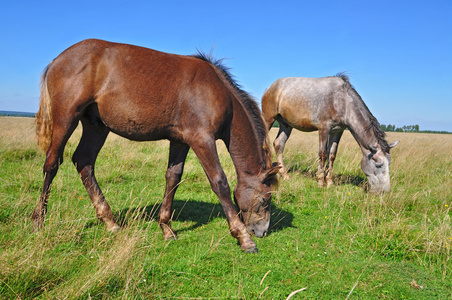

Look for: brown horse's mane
[335,72,390,153]
[193,51,273,169]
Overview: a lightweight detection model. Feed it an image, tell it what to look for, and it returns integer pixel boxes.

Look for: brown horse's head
[234,166,280,237]
[362,141,399,193]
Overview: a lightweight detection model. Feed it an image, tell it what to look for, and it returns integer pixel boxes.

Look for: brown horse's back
[43,39,232,144]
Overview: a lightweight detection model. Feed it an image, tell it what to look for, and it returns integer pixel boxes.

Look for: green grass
[0,117,451,299]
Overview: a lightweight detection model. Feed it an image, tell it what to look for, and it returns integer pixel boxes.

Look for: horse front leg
[159,142,190,241]
[316,128,330,187]
[325,131,343,187]
[190,138,257,253]
[273,121,292,180]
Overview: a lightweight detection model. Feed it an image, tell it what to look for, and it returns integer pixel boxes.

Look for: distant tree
[377,122,449,134]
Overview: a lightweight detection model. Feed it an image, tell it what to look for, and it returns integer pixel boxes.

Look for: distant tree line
[380,124,419,132]
[272,121,450,134]
[0,111,35,118]
[380,124,451,134]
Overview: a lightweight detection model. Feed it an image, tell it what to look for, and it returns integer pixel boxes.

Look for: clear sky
[1,1,451,131]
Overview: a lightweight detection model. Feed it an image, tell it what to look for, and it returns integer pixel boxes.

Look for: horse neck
[227,99,269,181]
[345,101,380,154]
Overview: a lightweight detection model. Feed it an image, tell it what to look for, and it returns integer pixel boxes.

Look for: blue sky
[1,1,451,131]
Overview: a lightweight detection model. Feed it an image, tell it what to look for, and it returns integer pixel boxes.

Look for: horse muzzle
[246,219,270,238]
[367,174,390,193]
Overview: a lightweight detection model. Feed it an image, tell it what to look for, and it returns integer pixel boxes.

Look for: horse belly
[279,101,319,132]
[96,98,178,141]
[293,119,318,132]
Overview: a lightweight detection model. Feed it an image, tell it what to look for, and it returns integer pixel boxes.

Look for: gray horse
[262,73,399,193]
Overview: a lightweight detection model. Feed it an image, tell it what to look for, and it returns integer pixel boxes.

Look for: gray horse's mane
[192,51,273,169]
[335,72,390,153]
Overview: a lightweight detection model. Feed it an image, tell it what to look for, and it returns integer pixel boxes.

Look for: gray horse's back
[262,77,347,131]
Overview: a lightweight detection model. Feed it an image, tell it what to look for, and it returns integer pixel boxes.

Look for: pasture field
[0,116,451,299]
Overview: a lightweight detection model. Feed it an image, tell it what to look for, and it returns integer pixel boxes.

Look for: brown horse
[32,39,280,253]
[262,74,398,193]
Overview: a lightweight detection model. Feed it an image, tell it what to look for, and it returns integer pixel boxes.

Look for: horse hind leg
[325,131,343,187]
[273,120,292,180]
[72,116,119,232]
[316,128,330,188]
[32,161,59,229]
[159,141,190,240]
[32,115,80,229]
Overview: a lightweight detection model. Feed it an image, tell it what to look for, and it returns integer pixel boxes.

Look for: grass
[0,116,451,299]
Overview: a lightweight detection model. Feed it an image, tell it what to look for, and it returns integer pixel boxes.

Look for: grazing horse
[262,73,398,193]
[32,39,280,253]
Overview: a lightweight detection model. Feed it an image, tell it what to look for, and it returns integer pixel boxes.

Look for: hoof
[160,223,177,241]
[282,175,290,181]
[31,220,43,232]
[31,224,40,233]
[280,171,290,181]
[107,224,121,233]
[244,246,259,254]
[164,234,177,241]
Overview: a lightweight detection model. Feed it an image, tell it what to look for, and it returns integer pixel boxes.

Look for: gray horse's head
[362,141,399,193]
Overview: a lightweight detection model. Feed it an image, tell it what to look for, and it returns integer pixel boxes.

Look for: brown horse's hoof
[31,222,41,233]
[31,217,44,233]
[164,234,177,241]
[243,246,259,253]
[161,224,177,241]
[107,224,121,233]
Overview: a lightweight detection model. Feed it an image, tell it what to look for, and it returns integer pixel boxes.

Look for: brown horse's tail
[36,65,53,152]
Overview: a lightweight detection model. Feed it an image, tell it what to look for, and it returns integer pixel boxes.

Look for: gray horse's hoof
[244,246,259,254]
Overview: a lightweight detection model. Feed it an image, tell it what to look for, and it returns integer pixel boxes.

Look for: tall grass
[0,117,450,299]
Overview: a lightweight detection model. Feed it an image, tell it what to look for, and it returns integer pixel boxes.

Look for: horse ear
[389,141,399,148]
[260,164,281,183]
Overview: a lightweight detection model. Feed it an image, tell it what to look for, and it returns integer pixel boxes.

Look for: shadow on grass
[114,199,294,236]
[287,164,366,188]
